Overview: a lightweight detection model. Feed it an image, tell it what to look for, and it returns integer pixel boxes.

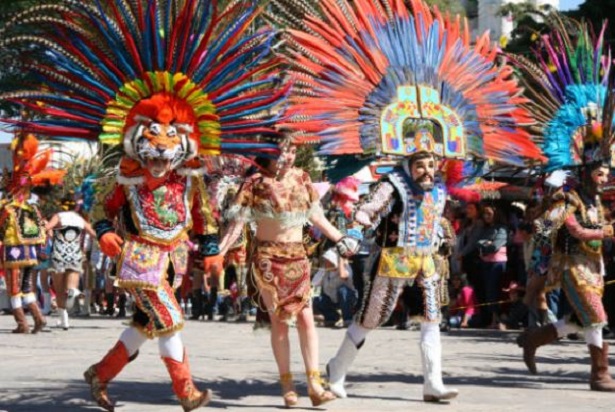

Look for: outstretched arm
[564,214,613,240]
[354,181,395,228]
[93,183,126,257]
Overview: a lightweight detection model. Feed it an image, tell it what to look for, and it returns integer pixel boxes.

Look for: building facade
[477,0,560,41]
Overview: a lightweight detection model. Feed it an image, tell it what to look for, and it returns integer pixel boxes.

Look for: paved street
[0,314,613,412]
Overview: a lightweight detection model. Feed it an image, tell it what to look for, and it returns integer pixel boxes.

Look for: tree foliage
[498,1,556,55]
[424,0,466,15]
[567,0,615,47]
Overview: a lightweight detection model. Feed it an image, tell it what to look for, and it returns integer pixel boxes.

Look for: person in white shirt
[46,196,96,330]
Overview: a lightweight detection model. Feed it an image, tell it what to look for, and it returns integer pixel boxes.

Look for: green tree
[498,1,556,54]
[424,0,466,15]
[567,0,615,47]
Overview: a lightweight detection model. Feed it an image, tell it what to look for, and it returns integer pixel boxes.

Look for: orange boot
[162,350,212,412]
[83,341,137,412]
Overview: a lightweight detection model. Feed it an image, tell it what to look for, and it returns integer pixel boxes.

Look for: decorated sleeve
[564,214,606,241]
[354,181,395,228]
[191,177,220,256]
[93,183,126,240]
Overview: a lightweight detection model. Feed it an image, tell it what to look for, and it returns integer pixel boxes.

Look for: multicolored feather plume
[508,17,613,171]
[270,0,544,167]
[0,0,286,157]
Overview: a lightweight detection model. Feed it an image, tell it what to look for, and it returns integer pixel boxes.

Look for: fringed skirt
[561,267,607,328]
[252,241,311,321]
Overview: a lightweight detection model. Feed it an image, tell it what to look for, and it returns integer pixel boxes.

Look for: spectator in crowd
[313,248,358,328]
[477,204,508,328]
[455,203,483,295]
[448,273,477,329]
[498,281,528,330]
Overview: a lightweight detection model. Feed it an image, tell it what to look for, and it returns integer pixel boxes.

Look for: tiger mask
[123,93,199,179]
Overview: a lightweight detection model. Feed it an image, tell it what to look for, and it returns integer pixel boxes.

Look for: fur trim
[177,166,207,177]
[117,172,145,185]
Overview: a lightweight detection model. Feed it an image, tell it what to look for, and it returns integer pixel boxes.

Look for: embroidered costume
[271,0,543,402]
[226,168,322,320]
[49,211,89,275]
[0,134,64,334]
[511,18,615,391]
[353,169,447,328]
[0,1,286,410]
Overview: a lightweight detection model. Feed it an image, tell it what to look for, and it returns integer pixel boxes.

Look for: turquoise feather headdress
[508,18,615,171]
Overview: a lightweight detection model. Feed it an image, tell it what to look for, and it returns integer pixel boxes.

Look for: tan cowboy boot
[516,324,558,374]
[11,307,30,334]
[589,342,615,391]
[28,302,47,334]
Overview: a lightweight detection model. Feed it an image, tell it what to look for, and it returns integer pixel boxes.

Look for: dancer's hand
[603,224,614,237]
[100,232,124,257]
[336,236,360,258]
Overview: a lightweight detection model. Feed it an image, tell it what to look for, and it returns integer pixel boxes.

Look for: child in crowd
[498,282,528,331]
[448,273,477,328]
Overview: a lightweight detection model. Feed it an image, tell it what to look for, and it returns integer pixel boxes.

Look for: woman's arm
[219,220,246,256]
[84,221,97,238]
[45,214,60,232]
[564,214,612,240]
[310,210,343,243]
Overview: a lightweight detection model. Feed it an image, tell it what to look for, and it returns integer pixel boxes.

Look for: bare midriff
[255,217,304,243]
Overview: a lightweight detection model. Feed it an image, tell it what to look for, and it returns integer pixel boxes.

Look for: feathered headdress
[270,0,544,172]
[508,17,614,171]
[0,0,287,171]
[8,133,65,193]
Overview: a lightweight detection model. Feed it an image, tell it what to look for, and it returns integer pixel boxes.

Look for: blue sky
[560,0,583,10]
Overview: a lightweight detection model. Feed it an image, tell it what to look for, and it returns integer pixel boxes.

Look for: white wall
[477,0,560,41]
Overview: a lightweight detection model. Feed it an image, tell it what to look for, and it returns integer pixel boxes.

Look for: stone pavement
[0,313,613,412]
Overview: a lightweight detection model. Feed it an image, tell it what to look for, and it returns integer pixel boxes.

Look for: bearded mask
[405,152,437,192]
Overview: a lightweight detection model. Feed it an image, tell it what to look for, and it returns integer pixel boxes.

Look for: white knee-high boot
[327,322,367,398]
[57,308,70,330]
[420,322,458,402]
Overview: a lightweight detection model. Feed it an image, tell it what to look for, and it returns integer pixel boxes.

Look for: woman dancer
[220,143,358,407]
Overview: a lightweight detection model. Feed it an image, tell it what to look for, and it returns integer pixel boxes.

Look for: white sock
[119,327,148,357]
[10,296,23,309]
[584,327,603,348]
[159,332,185,362]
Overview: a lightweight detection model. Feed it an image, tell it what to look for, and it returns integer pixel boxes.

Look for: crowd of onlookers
[3,194,615,339]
